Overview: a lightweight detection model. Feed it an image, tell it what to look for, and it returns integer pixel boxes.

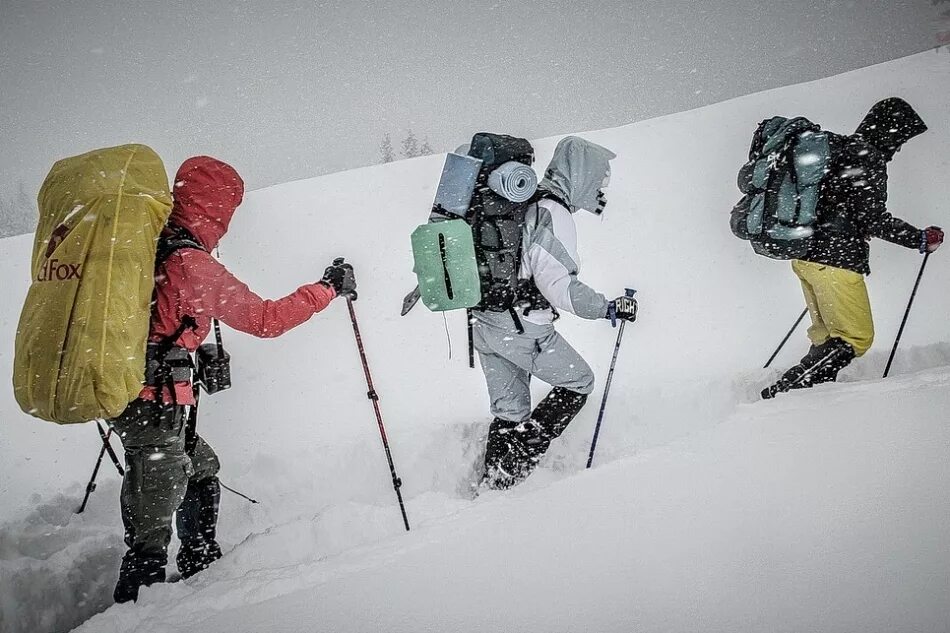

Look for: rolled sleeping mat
[487,161,538,202]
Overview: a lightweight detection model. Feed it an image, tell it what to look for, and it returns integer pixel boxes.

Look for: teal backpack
[730,116,832,260]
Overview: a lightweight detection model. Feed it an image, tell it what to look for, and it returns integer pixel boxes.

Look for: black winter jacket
[802,133,921,275]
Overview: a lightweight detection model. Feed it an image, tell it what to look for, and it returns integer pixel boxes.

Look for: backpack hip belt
[141,313,198,405]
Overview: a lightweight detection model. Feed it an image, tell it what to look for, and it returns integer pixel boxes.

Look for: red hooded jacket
[141,156,335,404]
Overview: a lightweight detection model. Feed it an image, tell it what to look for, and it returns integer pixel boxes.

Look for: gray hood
[540,136,616,214]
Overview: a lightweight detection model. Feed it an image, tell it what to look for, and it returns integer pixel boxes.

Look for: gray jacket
[520,136,615,326]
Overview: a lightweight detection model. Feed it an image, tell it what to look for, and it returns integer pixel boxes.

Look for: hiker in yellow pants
[793,260,874,357]
[762,98,943,399]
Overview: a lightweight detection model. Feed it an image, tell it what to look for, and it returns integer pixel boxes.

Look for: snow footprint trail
[74,365,950,633]
[0,485,124,633]
[12,370,743,633]
[0,423,496,633]
[6,344,946,633]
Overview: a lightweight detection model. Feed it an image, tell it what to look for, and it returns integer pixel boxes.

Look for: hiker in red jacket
[110,156,357,603]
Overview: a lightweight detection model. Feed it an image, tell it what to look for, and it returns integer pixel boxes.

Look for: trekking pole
[97,420,125,477]
[220,482,259,504]
[467,309,475,369]
[188,373,258,504]
[344,292,410,531]
[764,307,809,369]
[587,288,636,469]
[77,422,124,514]
[883,252,931,378]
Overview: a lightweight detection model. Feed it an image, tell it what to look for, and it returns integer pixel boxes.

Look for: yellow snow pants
[792,260,874,357]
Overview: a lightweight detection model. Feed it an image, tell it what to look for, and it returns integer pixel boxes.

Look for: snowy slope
[76,368,950,633]
[1,49,949,633]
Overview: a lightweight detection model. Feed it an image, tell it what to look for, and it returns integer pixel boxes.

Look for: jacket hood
[854,97,927,162]
[169,156,244,250]
[539,136,616,214]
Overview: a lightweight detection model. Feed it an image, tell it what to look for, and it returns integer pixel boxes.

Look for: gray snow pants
[472,312,595,422]
[109,398,220,563]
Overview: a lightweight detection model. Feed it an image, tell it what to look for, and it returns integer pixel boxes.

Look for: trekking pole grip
[332,256,358,300]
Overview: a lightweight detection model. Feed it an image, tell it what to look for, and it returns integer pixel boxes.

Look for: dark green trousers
[109,398,219,600]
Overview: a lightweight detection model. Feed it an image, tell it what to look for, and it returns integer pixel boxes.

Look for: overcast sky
[0,0,943,209]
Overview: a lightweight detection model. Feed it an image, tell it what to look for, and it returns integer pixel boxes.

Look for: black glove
[321,257,357,299]
[607,295,637,324]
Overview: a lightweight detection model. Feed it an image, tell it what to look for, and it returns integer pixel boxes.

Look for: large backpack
[13,144,173,424]
[730,116,831,260]
[411,133,547,319]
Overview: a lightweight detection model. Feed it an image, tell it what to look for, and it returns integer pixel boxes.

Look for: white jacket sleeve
[522,200,609,320]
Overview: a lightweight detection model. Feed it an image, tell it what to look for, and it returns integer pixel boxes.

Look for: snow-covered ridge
[1,49,949,633]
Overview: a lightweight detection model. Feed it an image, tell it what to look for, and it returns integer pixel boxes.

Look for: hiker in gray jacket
[477,136,637,489]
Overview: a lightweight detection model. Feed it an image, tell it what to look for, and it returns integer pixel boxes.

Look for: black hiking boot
[176,476,222,579]
[762,338,856,400]
[807,340,856,385]
[482,388,589,490]
[483,418,537,490]
[114,550,166,603]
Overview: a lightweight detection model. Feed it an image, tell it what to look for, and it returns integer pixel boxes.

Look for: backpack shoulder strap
[156,225,206,267]
[534,189,568,211]
[151,225,205,350]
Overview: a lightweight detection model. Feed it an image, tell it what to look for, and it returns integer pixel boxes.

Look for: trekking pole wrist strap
[606,301,617,327]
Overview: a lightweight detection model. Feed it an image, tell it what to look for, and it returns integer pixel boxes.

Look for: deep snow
[76,366,950,633]
[1,48,949,633]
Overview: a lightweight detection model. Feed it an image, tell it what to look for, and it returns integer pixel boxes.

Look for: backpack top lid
[37,144,171,269]
[749,116,819,158]
[468,133,534,175]
[739,116,824,193]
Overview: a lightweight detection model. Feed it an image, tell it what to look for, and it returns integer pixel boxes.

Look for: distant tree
[380,133,396,163]
[401,129,420,159]
[0,181,36,238]
[380,129,435,162]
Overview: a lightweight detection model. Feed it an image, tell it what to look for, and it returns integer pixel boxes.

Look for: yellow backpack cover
[13,144,173,424]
